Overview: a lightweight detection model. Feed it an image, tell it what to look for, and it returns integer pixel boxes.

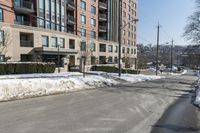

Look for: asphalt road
[0,73,198,133]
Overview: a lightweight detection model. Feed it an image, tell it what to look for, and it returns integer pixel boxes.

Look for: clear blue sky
[137,0,195,46]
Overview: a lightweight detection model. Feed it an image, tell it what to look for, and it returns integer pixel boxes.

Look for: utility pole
[171,39,174,72]
[118,0,122,77]
[156,23,160,76]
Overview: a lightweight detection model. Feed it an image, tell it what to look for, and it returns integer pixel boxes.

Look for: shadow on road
[152,124,200,132]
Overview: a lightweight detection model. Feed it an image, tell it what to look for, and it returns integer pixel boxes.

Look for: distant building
[0,0,137,70]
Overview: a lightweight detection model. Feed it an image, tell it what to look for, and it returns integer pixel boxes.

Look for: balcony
[67,1,75,11]
[14,1,34,14]
[99,14,107,21]
[99,26,107,32]
[67,15,75,25]
[99,2,107,10]
[15,20,33,26]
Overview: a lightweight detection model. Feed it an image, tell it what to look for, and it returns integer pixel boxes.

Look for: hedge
[91,66,140,74]
[0,62,56,75]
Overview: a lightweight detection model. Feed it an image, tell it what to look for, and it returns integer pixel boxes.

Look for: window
[114,57,118,63]
[91,18,96,26]
[81,15,86,24]
[122,47,125,53]
[51,37,57,47]
[131,49,133,54]
[91,6,96,14]
[115,46,118,53]
[0,55,5,62]
[20,32,34,47]
[108,45,113,52]
[59,38,65,48]
[81,28,86,37]
[134,49,137,54]
[69,39,75,49]
[108,56,113,63]
[99,56,106,64]
[99,44,106,52]
[81,0,86,10]
[80,41,86,51]
[0,8,3,22]
[90,42,96,51]
[41,35,49,47]
[127,48,130,54]
[91,31,96,39]
[0,31,4,47]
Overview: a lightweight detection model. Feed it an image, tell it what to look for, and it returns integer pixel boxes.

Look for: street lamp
[57,42,60,73]
[118,0,139,77]
[156,42,169,75]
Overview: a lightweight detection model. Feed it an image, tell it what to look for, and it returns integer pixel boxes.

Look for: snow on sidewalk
[0,72,163,101]
[109,73,163,83]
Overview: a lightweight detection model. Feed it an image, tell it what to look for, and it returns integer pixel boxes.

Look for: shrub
[0,62,56,75]
[92,65,140,74]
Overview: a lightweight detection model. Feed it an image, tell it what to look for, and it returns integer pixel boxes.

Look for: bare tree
[183,0,200,44]
[79,38,95,76]
[0,24,12,61]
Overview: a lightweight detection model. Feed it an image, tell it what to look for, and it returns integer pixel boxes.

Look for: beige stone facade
[0,0,138,70]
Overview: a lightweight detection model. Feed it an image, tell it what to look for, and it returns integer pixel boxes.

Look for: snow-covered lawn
[0,73,117,101]
[0,72,163,101]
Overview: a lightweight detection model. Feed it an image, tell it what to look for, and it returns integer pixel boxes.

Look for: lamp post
[57,42,60,73]
[118,0,139,77]
[156,42,169,75]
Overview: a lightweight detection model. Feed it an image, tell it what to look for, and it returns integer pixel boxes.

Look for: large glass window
[90,31,96,39]
[108,45,113,52]
[61,0,65,32]
[39,0,45,28]
[91,6,96,14]
[0,31,4,47]
[80,41,86,51]
[45,0,50,29]
[51,37,57,47]
[91,18,96,26]
[41,35,49,47]
[51,0,56,30]
[69,39,75,49]
[59,38,65,48]
[81,0,86,10]
[81,28,86,37]
[0,8,3,22]
[90,42,96,52]
[81,15,86,24]
[57,0,61,31]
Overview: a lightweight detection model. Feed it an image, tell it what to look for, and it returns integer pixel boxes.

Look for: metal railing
[14,1,34,10]
[99,26,107,31]
[67,15,75,22]
[99,14,107,19]
[99,2,107,8]
[14,20,33,26]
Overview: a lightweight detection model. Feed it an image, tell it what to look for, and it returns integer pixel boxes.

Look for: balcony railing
[67,15,75,22]
[99,26,107,31]
[14,20,33,26]
[14,1,34,11]
[67,1,75,10]
[99,2,107,9]
[99,14,107,20]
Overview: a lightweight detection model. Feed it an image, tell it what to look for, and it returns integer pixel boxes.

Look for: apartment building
[0,0,138,70]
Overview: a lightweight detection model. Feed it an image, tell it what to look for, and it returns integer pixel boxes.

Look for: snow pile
[0,73,117,101]
[169,70,188,76]
[194,78,200,106]
[109,73,163,83]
